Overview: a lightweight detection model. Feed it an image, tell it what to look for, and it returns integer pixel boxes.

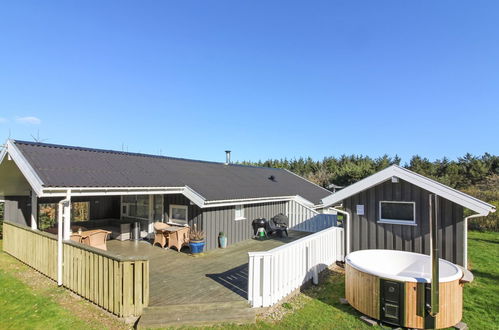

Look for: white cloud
[16,116,41,125]
[0,117,7,123]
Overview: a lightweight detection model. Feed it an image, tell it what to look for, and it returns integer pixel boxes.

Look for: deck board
[107,231,309,306]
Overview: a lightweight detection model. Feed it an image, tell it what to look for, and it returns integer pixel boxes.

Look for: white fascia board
[182,186,206,207]
[201,195,316,209]
[41,187,186,197]
[5,140,44,196]
[202,196,297,208]
[391,166,495,215]
[0,143,7,163]
[320,165,496,215]
[320,166,395,206]
[40,185,208,207]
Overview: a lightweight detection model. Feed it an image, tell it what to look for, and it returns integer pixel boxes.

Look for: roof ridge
[12,139,284,171]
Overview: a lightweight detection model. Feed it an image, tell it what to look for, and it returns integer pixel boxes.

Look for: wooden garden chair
[70,234,83,243]
[153,222,170,248]
[167,226,190,252]
[81,230,111,251]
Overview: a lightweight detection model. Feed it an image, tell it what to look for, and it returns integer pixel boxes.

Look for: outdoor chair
[70,234,83,243]
[82,230,111,251]
[153,221,170,248]
[167,226,190,252]
[266,213,289,237]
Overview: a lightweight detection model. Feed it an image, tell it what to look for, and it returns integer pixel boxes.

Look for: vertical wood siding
[343,179,465,266]
[3,196,30,226]
[163,194,203,229]
[3,221,149,317]
[203,202,287,250]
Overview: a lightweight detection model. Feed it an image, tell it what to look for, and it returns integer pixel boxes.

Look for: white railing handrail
[248,225,344,308]
[248,225,338,256]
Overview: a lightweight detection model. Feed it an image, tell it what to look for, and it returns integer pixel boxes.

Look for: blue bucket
[190,241,205,254]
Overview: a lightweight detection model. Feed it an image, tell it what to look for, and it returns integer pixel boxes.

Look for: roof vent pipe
[225,150,231,165]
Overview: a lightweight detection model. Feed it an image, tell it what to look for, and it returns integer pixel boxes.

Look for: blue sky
[1,1,498,164]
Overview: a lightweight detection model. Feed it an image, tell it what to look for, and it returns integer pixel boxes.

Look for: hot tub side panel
[345,264,380,320]
[405,280,462,329]
[343,179,465,266]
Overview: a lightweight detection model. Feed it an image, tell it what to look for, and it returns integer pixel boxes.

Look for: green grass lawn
[0,232,498,329]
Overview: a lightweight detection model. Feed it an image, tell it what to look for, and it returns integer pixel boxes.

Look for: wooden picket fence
[2,221,149,317]
[248,226,344,308]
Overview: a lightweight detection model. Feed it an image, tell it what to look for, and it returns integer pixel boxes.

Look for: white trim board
[4,140,44,196]
[320,165,496,216]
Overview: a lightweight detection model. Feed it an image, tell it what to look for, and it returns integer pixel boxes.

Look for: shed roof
[320,165,496,215]
[10,140,331,204]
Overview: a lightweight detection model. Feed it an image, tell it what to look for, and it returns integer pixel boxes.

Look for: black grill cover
[272,213,289,227]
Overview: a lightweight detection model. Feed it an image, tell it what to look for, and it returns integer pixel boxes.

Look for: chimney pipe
[225,150,231,165]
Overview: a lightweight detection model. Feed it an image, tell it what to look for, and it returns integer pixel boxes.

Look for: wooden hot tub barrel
[345,263,463,329]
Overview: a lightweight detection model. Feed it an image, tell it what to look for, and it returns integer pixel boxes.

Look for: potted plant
[189,224,205,254]
[218,232,227,249]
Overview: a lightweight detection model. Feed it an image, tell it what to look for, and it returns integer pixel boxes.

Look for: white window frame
[235,204,245,221]
[169,204,188,225]
[378,201,416,226]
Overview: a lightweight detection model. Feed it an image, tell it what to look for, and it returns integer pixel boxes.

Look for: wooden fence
[286,200,337,232]
[2,221,149,317]
[248,226,344,308]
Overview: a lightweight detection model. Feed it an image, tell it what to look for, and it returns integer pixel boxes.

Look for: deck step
[136,301,255,328]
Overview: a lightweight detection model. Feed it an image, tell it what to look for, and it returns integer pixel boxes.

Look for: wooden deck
[107,231,310,307]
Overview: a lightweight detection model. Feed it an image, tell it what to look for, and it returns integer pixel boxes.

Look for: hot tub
[345,249,463,329]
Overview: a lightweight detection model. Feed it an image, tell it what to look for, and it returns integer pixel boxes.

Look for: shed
[320,165,495,268]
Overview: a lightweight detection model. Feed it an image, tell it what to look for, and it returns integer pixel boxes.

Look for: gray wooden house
[320,165,496,267]
[0,140,332,250]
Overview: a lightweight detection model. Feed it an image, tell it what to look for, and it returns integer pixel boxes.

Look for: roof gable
[320,165,496,215]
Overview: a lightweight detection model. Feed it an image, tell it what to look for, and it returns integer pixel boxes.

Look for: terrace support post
[63,190,71,240]
[30,191,38,230]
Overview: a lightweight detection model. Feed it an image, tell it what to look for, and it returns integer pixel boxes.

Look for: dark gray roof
[14,140,331,204]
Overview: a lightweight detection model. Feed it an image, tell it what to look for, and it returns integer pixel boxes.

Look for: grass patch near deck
[0,240,129,330]
[0,232,498,329]
[462,231,499,328]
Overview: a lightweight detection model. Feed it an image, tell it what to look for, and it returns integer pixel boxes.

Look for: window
[122,195,150,220]
[379,201,416,225]
[71,202,90,222]
[235,205,245,220]
[169,204,188,225]
[153,195,164,221]
[38,203,57,230]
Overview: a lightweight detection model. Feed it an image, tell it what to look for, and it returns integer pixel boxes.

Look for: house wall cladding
[163,194,203,229]
[3,196,30,226]
[343,178,465,266]
[203,201,287,250]
[38,196,120,220]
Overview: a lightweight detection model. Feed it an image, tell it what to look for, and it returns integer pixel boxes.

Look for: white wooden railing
[286,200,337,232]
[247,226,344,308]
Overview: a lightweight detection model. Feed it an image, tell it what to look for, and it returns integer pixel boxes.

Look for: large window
[122,195,150,220]
[235,205,245,220]
[379,201,416,225]
[169,204,188,225]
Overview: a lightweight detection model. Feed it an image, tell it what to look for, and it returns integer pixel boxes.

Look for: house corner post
[30,191,38,230]
[63,190,71,240]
